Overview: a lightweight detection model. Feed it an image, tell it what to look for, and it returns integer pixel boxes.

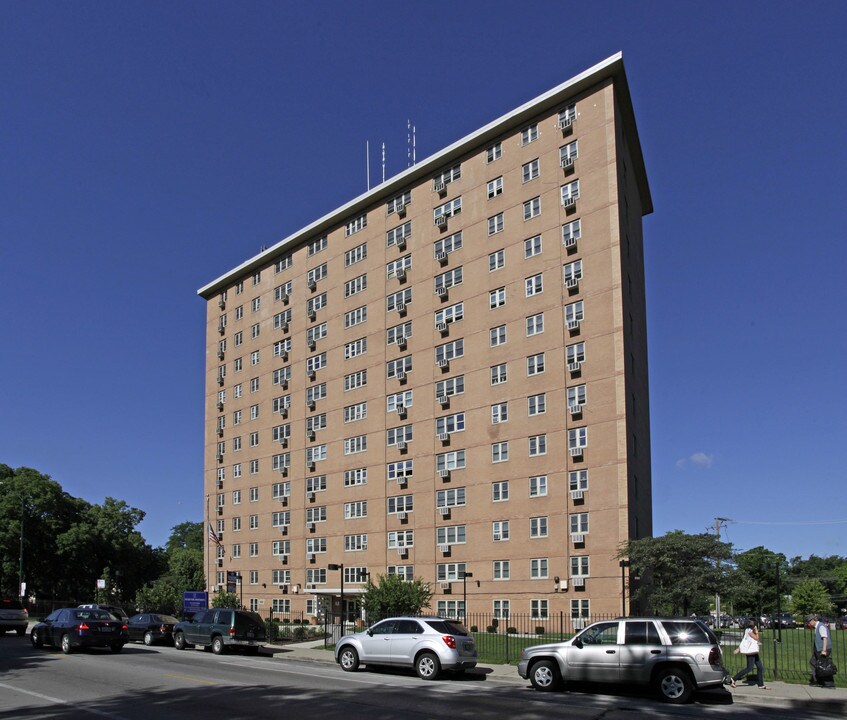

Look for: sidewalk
[268,639,847,713]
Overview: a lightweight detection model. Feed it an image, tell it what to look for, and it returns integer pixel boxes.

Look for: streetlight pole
[461,571,473,622]
[619,560,630,617]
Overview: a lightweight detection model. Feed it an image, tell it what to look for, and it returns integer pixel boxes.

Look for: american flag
[208,522,223,548]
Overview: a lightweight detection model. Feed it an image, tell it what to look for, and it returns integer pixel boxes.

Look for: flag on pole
[208,522,222,548]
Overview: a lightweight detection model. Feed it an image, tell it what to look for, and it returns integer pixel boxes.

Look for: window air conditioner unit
[218,375,225,386]
[439,582,451,591]
[308,553,315,562]
[282,322,289,333]
[438,506,450,516]
[397,238,406,250]
[397,476,408,487]
[279,555,288,564]
[279,496,288,506]
[396,441,407,451]
[570,446,584,457]
[571,533,585,544]
[569,404,583,416]
[280,293,289,304]
[493,533,502,541]
[307,369,316,380]
[217,506,223,515]
[571,576,585,588]
[216,479,224,489]
[437,358,449,369]
[307,399,316,410]
[281,351,289,362]
[435,321,447,332]
[218,298,226,309]
[308,339,316,350]
[397,336,407,349]
[435,251,448,263]
[307,430,316,441]
[436,287,448,298]
[439,544,450,554]
[307,461,315,471]
[397,547,407,556]
[570,489,585,501]
[396,302,406,314]
[217,350,224,360]
[567,319,581,331]
[279,437,288,448]
[307,491,315,501]
[279,525,288,535]
[395,268,406,281]
[396,405,406,417]
[434,180,446,194]
[397,512,407,521]
[217,558,223,567]
[435,215,448,227]
[564,235,577,249]
[279,406,288,417]
[437,395,449,407]
[563,196,576,209]
[279,466,288,477]
[218,324,225,335]
[437,432,449,442]
[396,370,406,381]
[396,203,407,217]
[217,427,224,437]
[216,454,224,463]
[558,116,574,131]
[566,277,579,289]
[217,401,224,411]
[438,469,450,479]
[560,155,575,169]
[307,279,317,290]
[306,522,315,531]
[568,361,581,373]
[307,309,316,320]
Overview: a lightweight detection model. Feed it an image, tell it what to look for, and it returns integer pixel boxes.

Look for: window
[525,273,543,297]
[344,501,368,519]
[387,190,411,216]
[249,432,259,448]
[559,140,578,166]
[249,514,259,530]
[250,404,259,420]
[387,494,414,514]
[488,213,504,235]
[234,331,243,347]
[435,266,463,292]
[387,254,412,279]
[523,196,541,220]
[529,475,548,497]
[387,424,412,446]
[489,287,506,309]
[345,213,367,237]
[435,450,465,472]
[522,158,540,183]
[344,467,368,487]
[344,337,367,360]
[527,352,545,376]
[487,177,503,199]
[344,306,367,328]
[305,445,327,465]
[306,323,326,344]
[345,534,368,551]
[232,543,241,558]
[530,516,548,538]
[436,487,466,509]
[559,103,577,126]
[564,260,583,285]
[307,235,328,256]
[491,442,509,463]
[491,403,508,424]
[306,506,327,523]
[565,300,585,327]
[494,599,510,619]
[526,313,544,336]
[571,556,590,578]
[306,263,328,286]
[305,352,327,375]
[570,512,589,535]
[433,164,461,188]
[530,558,548,579]
[251,297,261,313]
[343,435,367,455]
[529,434,547,457]
[387,288,412,313]
[433,197,462,223]
[437,563,468,582]
[306,292,327,316]
[435,412,465,435]
[521,123,539,145]
[344,274,367,298]
[571,599,590,621]
[569,469,589,492]
[435,338,464,363]
[489,249,505,271]
[250,377,259,393]
[387,460,414,481]
[433,231,463,257]
[561,180,580,205]
[435,375,465,399]
[306,568,326,584]
[490,363,507,385]
[528,393,546,416]
[251,271,261,286]
[490,325,507,347]
[232,517,241,532]
[274,281,293,301]
[568,385,587,412]
[345,242,367,267]
[386,356,412,379]
[531,599,549,618]
[387,530,414,549]
[567,342,586,368]
[251,323,260,340]
[562,219,581,246]
[493,560,510,580]
[486,142,502,163]
[386,390,413,412]
[343,402,367,423]
[492,520,509,540]
[524,234,542,258]
[387,565,414,581]
[436,525,466,546]
[386,221,411,248]
[344,370,367,391]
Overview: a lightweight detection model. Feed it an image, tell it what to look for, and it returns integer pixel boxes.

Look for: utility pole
[714,517,732,627]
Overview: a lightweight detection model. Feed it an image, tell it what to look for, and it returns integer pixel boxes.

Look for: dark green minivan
[173,608,266,655]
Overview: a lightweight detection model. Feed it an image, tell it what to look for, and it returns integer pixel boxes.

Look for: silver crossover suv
[518,617,725,703]
[335,616,477,680]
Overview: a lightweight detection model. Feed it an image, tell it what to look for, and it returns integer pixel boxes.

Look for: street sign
[183,591,208,616]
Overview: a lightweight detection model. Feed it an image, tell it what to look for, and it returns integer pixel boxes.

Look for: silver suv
[518,617,725,703]
[335,616,477,680]
[0,599,29,636]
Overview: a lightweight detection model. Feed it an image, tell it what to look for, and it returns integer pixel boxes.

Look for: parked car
[31,607,128,654]
[835,616,847,631]
[772,612,796,629]
[0,598,29,636]
[335,616,477,680]
[734,615,755,628]
[517,617,726,703]
[126,613,180,646]
[78,604,130,623]
[173,608,266,655]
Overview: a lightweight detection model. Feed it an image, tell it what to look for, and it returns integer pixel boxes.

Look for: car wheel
[212,636,225,655]
[655,667,694,704]
[61,634,72,655]
[338,646,360,672]
[110,644,123,653]
[529,659,562,692]
[415,651,441,681]
[143,631,154,646]
[174,632,186,650]
[31,630,43,649]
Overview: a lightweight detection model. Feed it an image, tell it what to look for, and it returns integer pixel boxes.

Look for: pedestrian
[729,621,767,689]
[806,614,836,688]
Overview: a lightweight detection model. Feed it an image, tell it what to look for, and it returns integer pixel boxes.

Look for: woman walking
[730,622,767,689]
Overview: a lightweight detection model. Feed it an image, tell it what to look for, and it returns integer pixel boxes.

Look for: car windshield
[425,620,469,636]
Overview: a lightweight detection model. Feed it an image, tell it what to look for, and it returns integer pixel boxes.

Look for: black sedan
[126,613,179,646]
[31,607,128,654]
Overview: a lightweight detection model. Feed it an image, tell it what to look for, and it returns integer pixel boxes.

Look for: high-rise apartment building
[198,53,652,624]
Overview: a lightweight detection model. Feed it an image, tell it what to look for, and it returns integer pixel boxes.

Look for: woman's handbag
[738,631,759,655]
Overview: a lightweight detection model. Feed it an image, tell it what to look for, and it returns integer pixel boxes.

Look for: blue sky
[1,1,845,560]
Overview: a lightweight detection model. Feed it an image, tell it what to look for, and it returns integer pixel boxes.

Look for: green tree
[211,590,241,608]
[361,574,433,621]
[725,546,788,615]
[788,555,847,596]
[133,523,205,614]
[790,579,834,618]
[165,522,204,554]
[620,531,733,616]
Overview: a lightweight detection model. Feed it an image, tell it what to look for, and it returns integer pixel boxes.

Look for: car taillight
[23,609,28,618]
[441,635,456,649]
[229,627,236,637]
[160,625,167,633]
[122,624,128,630]
[78,623,90,631]
[709,646,721,665]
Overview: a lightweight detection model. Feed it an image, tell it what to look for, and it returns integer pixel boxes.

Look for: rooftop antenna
[407,119,416,167]
[382,142,386,184]
[366,141,370,190]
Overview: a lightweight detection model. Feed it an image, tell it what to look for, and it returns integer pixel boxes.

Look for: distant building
[197,52,653,625]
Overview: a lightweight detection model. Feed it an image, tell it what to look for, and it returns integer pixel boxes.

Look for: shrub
[282,618,290,624]
[487,625,497,633]
[470,625,478,633]
[535,626,545,635]
[293,625,308,641]
[507,627,517,634]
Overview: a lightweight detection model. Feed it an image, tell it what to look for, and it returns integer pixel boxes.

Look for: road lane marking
[0,682,131,720]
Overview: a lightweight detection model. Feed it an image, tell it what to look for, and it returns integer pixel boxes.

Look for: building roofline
[198,52,650,298]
